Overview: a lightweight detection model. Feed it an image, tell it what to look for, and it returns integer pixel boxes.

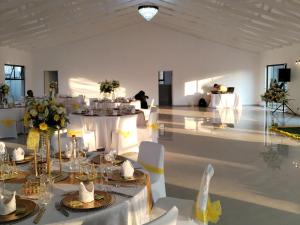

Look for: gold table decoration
[61,190,114,211]
[57,129,63,173]
[0,198,38,224]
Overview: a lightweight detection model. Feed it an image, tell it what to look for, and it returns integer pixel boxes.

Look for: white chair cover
[112,114,138,155]
[145,206,178,225]
[0,109,17,139]
[138,141,166,203]
[147,110,159,143]
[151,164,219,225]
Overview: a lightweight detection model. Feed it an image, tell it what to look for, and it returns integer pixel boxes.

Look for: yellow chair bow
[0,119,15,127]
[147,123,159,130]
[117,130,132,138]
[67,129,83,137]
[138,161,164,174]
[72,103,80,110]
[194,197,222,224]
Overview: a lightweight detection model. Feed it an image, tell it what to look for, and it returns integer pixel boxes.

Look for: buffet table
[209,93,241,109]
[3,152,151,225]
[0,107,25,138]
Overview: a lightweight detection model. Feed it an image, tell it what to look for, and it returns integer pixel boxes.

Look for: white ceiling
[1,0,300,52]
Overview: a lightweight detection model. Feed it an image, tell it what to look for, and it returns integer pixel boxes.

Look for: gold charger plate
[0,172,26,181]
[90,155,125,165]
[109,170,145,182]
[0,198,37,224]
[13,155,34,164]
[61,190,114,211]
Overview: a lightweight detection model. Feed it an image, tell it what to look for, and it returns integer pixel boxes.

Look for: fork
[55,202,69,217]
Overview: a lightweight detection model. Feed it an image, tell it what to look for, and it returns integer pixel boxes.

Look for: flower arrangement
[261,82,287,103]
[99,80,120,93]
[0,83,10,96]
[24,98,69,132]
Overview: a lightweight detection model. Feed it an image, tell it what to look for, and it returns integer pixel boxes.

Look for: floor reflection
[158,106,300,225]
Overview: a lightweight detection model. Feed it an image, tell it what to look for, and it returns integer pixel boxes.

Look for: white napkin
[79,182,94,203]
[0,142,5,155]
[64,149,72,159]
[121,160,134,179]
[0,191,16,215]
[12,147,25,161]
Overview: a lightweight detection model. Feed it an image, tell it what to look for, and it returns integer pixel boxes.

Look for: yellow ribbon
[0,119,15,127]
[67,129,83,137]
[139,161,164,174]
[194,197,222,224]
[72,103,80,110]
[27,129,40,150]
[147,123,159,130]
[117,130,132,138]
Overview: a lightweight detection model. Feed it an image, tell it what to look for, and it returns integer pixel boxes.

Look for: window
[4,64,25,100]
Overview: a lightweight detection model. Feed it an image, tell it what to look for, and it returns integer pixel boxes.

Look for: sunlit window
[4,64,25,100]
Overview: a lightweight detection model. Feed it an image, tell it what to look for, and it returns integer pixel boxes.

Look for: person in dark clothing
[26,90,34,98]
[134,90,149,109]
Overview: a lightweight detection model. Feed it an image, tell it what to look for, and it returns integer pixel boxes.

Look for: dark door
[159,71,172,106]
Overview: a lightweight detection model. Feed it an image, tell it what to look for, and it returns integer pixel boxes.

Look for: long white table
[209,93,241,109]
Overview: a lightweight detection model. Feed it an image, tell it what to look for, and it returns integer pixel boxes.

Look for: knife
[108,190,133,198]
[33,207,46,224]
[55,202,69,217]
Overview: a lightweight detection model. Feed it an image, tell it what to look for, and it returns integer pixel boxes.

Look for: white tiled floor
[158,106,300,225]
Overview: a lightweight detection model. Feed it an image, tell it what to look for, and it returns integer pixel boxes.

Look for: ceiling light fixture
[138,5,159,21]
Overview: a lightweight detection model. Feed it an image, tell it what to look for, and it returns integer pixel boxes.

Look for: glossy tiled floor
[158,106,300,225]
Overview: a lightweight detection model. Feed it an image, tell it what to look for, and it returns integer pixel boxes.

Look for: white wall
[0,46,33,92]
[259,43,300,113]
[32,23,259,106]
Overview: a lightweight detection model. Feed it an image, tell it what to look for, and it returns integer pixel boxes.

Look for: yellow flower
[54,114,60,121]
[39,122,48,131]
[60,119,65,127]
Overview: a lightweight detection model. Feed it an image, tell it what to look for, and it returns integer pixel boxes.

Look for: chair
[144,206,178,225]
[138,107,159,143]
[0,114,17,139]
[151,164,221,225]
[138,141,166,203]
[111,114,139,155]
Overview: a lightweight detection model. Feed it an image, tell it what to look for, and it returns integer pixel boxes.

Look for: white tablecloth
[0,107,24,138]
[209,93,241,109]
[91,101,141,110]
[69,114,138,150]
[4,154,149,225]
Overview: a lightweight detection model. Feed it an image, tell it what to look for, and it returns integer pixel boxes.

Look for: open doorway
[44,71,58,95]
[158,70,172,106]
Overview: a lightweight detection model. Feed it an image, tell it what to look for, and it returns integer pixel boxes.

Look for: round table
[3,152,151,225]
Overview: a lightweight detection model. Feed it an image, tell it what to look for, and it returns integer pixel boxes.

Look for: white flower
[29,109,38,117]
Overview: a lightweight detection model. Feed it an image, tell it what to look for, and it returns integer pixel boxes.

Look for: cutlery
[55,202,69,217]
[108,190,133,198]
[33,207,46,224]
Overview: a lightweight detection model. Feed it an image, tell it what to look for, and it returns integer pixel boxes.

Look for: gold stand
[57,129,62,173]
[34,148,38,177]
[45,131,51,176]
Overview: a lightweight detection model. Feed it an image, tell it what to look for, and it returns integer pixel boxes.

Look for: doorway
[44,71,58,95]
[158,70,172,106]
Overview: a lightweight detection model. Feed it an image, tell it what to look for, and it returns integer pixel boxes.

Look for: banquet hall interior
[1,1,300,225]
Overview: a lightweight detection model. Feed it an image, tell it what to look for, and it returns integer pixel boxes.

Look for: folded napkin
[0,191,16,215]
[64,149,72,159]
[12,147,25,161]
[79,182,94,203]
[0,142,5,154]
[121,160,134,179]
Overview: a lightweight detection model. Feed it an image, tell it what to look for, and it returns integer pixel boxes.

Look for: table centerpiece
[24,98,69,177]
[0,83,10,107]
[98,80,120,100]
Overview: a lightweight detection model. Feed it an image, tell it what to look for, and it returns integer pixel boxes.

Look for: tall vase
[38,131,51,176]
